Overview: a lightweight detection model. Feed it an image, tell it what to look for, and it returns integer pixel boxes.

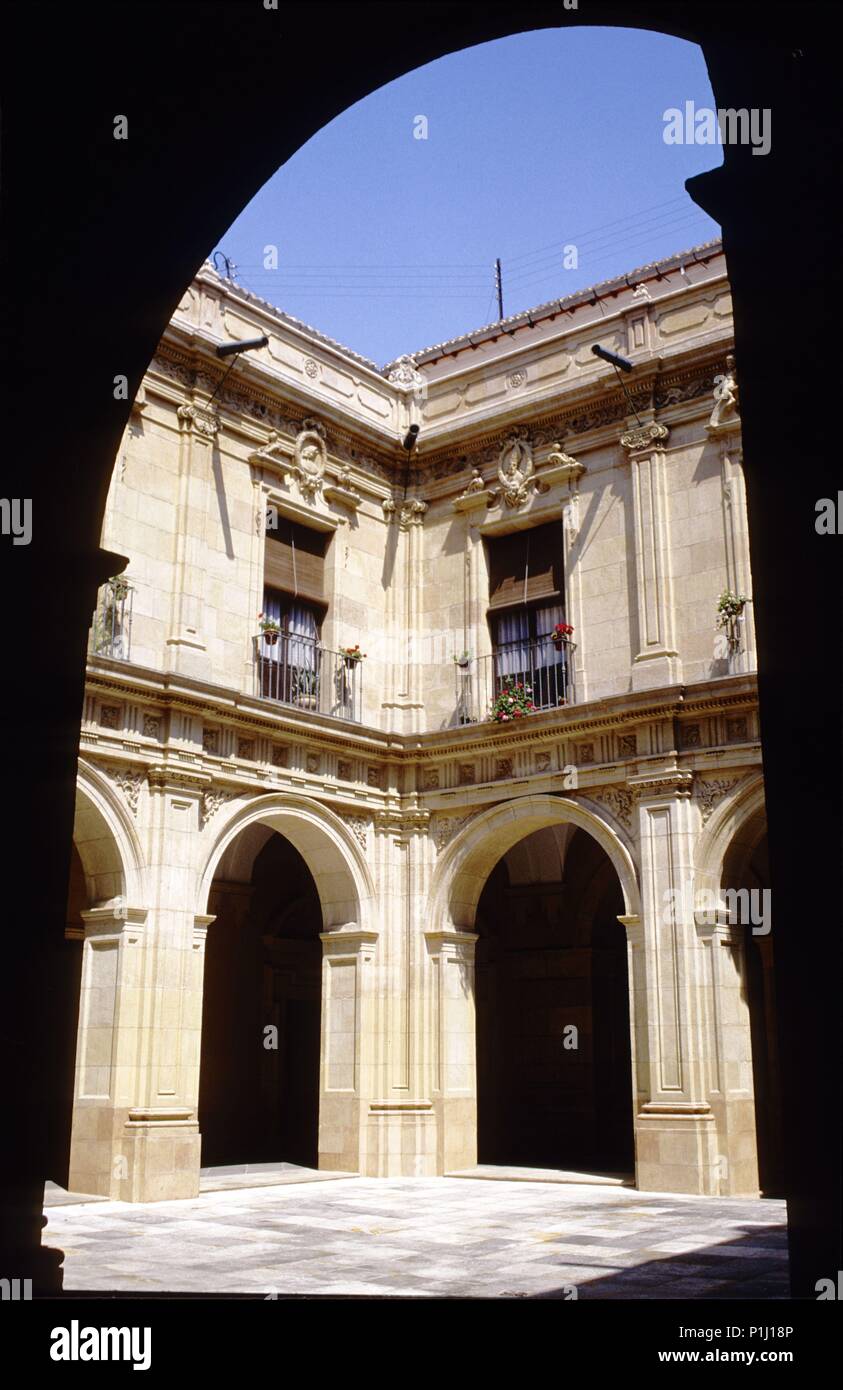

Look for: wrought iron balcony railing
[453,635,576,724]
[255,632,363,723]
[90,578,134,661]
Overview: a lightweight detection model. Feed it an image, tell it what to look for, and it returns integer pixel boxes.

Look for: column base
[362,1101,438,1176]
[69,1105,201,1202]
[634,1104,720,1194]
[631,650,682,691]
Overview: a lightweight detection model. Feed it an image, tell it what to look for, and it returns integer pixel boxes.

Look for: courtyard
[43,1174,789,1299]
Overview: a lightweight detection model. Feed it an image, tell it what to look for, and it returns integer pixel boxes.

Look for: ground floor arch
[475,823,635,1176]
[195,794,379,1178]
[199,824,323,1169]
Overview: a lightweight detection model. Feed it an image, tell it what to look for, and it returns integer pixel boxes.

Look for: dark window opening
[485,520,573,708]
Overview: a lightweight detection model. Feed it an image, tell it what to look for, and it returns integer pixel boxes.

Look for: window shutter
[487,520,563,610]
[264,517,327,604]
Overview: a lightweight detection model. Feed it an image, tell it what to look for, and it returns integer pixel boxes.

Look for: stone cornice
[86,661,759,765]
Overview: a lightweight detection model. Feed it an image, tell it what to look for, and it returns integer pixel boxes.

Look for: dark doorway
[475,826,634,1174]
[198,831,323,1168]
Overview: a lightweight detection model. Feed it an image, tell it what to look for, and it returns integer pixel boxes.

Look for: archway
[196,795,377,1176]
[198,825,323,1169]
[475,824,634,1176]
[430,794,640,1179]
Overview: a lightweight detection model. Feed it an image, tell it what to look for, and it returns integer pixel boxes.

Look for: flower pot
[263,631,278,646]
[456,658,471,670]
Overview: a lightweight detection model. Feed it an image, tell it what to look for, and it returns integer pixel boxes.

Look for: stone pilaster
[629,769,719,1193]
[620,421,682,690]
[363,808,438,1174]
[165,399,219,679]
[380,498,427,733]
[694,908,759,1195]
[319,925,378,1174]
[125,764,210,1200]
[424,928,479,1175]
[68,904,148,1198]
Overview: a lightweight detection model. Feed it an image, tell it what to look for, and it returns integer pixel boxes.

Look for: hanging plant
[258,612,280,645]
[490,678,535,723]
[716,589,747,628]
[339,644,366,663]
[550,621,574,651]
[107,575,131,603]
[453,650,472,669]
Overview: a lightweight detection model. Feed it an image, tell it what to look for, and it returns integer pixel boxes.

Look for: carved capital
[177,401,219,439]
[383,497,427,529]
[620,421,669,453]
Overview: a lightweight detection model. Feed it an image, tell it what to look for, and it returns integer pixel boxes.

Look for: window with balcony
[485,520,573,710]
[257,513,362,722]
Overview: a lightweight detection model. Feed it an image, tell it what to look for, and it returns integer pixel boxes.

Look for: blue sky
[215,26,722,367]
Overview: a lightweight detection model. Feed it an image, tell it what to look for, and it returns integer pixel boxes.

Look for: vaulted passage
[475,826,634,1175]
[199,828,323,1169]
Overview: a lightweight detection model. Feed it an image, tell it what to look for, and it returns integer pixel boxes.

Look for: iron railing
[90,578,133,661]
[454,635,576,724]
[255,632,363,723]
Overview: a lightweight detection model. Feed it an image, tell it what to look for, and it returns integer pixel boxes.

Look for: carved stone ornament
[110,768,142,816]
[620,421,669,452]
[177,401,219,439]
[339,814,370,850]
[497,428,535,507]
[387,355,426,397]
[432,813,475,852]
[708,353,739,431]
[693,775,742,824]
[383,497,427,529]
[453,467,497,514]
[248,430,292,471]
[294,419,327,501]
[587,785,634,830]
[201,786,234,828]
[324,465,361,513]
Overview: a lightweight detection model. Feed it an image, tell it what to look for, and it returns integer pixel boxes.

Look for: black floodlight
[215,335,269,358]
[403,424,420,453]
[592,344,633,372]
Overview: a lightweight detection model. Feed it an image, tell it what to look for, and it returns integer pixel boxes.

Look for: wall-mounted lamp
[216,335,268,358]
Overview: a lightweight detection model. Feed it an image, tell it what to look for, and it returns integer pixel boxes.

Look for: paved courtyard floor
[43,1176,789,1299]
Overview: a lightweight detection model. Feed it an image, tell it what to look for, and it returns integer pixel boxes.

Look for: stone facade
[67,241,774,1203]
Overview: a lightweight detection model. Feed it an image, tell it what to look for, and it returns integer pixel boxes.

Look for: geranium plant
[490,678,535,723]
[339,644,366,662]
[551,622,574,639]
[258,612,280,633]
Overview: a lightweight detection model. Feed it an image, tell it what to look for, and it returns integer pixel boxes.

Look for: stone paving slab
[42,1176,789,1299]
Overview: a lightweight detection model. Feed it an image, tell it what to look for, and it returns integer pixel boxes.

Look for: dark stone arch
[4,2,839,1295]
